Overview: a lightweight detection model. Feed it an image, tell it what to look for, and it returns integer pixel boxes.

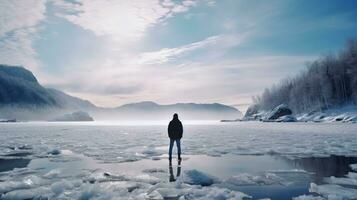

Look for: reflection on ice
[1,152,347,200]
[287,155,357,183]
[0,158,30,172]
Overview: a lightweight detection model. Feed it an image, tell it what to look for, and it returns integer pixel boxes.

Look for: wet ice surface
[1,121,357,199]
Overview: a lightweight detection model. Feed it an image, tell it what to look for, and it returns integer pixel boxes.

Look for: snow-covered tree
[254,38,357,113]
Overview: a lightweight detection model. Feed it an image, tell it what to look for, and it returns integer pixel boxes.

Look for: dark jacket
[168,117,183,139]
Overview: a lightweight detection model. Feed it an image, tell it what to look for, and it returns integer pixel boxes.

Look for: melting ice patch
[183,169,218,186]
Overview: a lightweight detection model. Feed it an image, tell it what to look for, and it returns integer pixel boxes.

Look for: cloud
[137,34,245,64]
[142,55,316,106]
[47,80,142,95]
[40,30,311,108]
[0,0,46,38]
[0,28,40,70]
[0,0,46,70]
[53,0,197,42]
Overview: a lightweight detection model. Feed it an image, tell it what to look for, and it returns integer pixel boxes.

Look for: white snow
[298,105,357,123]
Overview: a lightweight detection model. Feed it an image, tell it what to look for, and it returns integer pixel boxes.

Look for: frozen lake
[1,121,357,199]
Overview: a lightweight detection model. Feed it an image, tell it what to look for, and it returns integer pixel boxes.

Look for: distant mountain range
[109,101,241,120]
[0,65,241,120]
[0,65,95,109]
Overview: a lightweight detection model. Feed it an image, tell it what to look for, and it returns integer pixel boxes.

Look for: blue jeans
[169,139,181,159]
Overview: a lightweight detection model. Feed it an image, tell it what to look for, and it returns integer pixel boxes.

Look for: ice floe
[224,172,283,186]
[309,183,357,199]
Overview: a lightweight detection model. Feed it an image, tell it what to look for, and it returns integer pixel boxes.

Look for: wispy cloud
[0,0,46,38]
[0,0,46,70]
[137,34,245,64]
[53,0,197,43]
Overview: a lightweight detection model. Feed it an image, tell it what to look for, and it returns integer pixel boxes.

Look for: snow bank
[243,104,357,123]
[298,105,357,123]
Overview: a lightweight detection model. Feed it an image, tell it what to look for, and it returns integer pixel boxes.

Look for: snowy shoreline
[240,104,357,123]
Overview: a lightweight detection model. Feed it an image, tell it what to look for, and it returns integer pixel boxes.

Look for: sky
[1,0,357,111]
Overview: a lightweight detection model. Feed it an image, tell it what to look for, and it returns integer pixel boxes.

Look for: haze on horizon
[1,0,357,111]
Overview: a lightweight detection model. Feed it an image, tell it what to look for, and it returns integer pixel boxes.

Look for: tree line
[253,39,357,113]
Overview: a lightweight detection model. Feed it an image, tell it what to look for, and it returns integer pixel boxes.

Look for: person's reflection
[177,160,181,177]
[169,160,182,182]
[169,164,175,182]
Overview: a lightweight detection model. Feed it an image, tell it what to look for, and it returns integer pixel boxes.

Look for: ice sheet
[0,122,357,199]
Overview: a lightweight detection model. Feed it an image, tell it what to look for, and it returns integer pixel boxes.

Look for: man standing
[168,113,183,163]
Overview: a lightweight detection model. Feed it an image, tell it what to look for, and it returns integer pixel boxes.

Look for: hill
[104,101,242,120]
[0,65,96,110]
[248,39,357,116]
[0,65,57,107]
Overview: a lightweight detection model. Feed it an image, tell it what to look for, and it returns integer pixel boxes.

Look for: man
[168,113,183,162]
